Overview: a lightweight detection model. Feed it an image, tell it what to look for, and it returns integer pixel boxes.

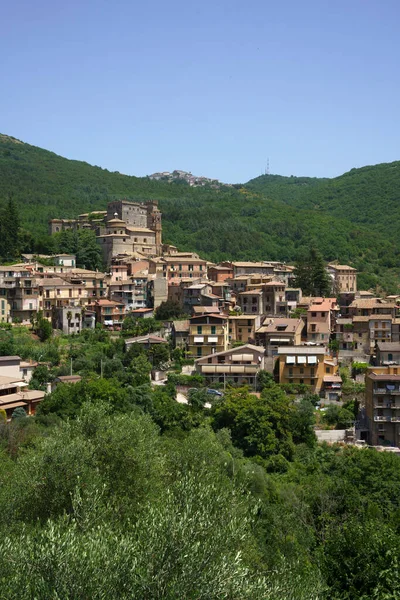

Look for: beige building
[195,344,266,387]
[327,264,357,292]
[256,318,304,350]
[307,298,336,344]
[365,367,400,447]
[228,315,260,344]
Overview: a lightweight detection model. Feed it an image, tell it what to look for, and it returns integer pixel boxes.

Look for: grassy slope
[0,134,399,291]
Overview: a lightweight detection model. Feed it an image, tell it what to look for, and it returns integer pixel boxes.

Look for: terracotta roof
[368,373,400,381]
[257,318,303,334]
[369,314,393,320]
[55,375,82,383]
[196,344,265,363]
[323,375,342,383]
[328,264,357,271]
[172,320,190,332]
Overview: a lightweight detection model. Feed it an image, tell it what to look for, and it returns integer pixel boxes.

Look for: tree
[212,386,295,460]
[155,300,182,321]
[293,247,332,296]
[12,407,27,419]
[290,398,316,447]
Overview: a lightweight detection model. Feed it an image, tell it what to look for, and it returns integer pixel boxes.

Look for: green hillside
[0,134,399,292]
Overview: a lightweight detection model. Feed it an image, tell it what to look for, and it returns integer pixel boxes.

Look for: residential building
[0,375,45,419]
[307,298,337,344]
[327,264,357,292]
[365,367,400,447]
[369,315,393,351]
[255,318,304,351]
[237,289,263,315]
[0,355,37,383]
[90,299,126,328]
[207,265,234,282]
[335,318,354,350]
[277,346,340,396]
[171,320,190,349]
[52,306,84,334]
[188,314,228,358]
[376,342,400,365]
[228,315,260,344]
[51,375,82,392]
[348,298,397,318]
[107,264,148,310]
[149,253,207,285]
[195,344,266,387]
[0,296,11,322]
[125,334,168,350]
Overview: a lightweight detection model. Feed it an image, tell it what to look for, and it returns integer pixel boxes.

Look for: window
[300,379,304,384]
[326,366,331,373]
[289,368,293,376]
[211,326,216,334]
[197,347,202,357]
[311,324,316,332]
[300,367,304,374]
[321,312,325,317]
[312,312,316,317]
[200,265,203,271]
[197,326,202,334]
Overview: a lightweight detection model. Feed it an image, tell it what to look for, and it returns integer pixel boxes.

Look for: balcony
[200,364,258,375]
[374,403,393,409]
[374,416,392,422]
[375,388,388,394]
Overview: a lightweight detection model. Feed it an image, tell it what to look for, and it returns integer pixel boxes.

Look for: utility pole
[70,358,73,376]
[100,359,103,379]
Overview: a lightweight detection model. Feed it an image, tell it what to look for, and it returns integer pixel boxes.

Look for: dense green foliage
[0,326,399,597]
[293,247,332,296]
[1,134,400,291]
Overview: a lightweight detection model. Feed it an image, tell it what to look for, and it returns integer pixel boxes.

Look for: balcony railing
[374,416,392,422]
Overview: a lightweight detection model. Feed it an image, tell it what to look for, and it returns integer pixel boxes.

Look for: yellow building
[277,346,340,397]
[188,314,228,359]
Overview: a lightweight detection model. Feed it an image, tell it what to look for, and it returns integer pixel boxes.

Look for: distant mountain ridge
[0,133,399,292]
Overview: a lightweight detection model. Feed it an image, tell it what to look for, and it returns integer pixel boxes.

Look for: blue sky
[1,0,399,182]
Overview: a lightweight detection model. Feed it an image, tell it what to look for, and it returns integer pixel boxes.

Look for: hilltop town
[0,197,397,450]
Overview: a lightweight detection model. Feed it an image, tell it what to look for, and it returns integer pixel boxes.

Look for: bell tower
[146,200,162,255]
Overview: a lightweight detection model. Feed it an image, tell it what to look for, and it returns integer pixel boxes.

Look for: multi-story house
[335,318,354,350]
[375,342,400,365]
[90,299,126,328]
[277,346,340,396]
[369,315,393,351]
[37,277,87,319]
[107,264,148,310]
[0,266,39,323]
[207,265,234,282]
[237,289,263,315]
[61,270,107,302]
[149,253,208,285]
[352,316,370,353]
[188,314,228,359]
[365,366,400,447]
[348,298,397,318]
[307,298,336,344]
[228,315,260,344]
[0,296,11,323]
[195,344,266,387]
[255,318,304,351]
[327,264,357,292]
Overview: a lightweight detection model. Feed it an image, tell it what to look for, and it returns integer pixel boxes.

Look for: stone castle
[49,199,162,264]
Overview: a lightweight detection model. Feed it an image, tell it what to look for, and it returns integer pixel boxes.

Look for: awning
[270,338,290,343]
[242,354,253,361]
[297,356,307,364]
[104,320,113,325]
[387,385,396,390]
[232,354,244,362]
[286,356,295,364]
[194,336,204,343]
[0,401,27,411]
[207,337,218,343]
[307,356,317,364]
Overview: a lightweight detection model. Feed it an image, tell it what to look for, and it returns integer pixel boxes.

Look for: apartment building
[188,314,228,358]
[307,298,337,344]
[195,344,266,387]
[335,318,354,350]
[90,299,126,328]
[228,315,260,344]
[237,289,263,315]
[207,265,234,282]
[365,367,400,447]
[277,346,340,395]
[149,253,207,285]
[369,315,393,351]
[348,299,397,318]
[327,264,357,292]
[107,264,148,310]
[375,342,400,365]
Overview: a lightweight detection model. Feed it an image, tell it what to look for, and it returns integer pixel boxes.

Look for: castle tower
[146,201,162,255]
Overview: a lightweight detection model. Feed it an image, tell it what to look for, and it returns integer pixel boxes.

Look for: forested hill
[1,133,400,292]
[246,162,400,232]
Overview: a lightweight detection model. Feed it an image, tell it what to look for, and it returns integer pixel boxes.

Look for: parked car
[206,388,223,397]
